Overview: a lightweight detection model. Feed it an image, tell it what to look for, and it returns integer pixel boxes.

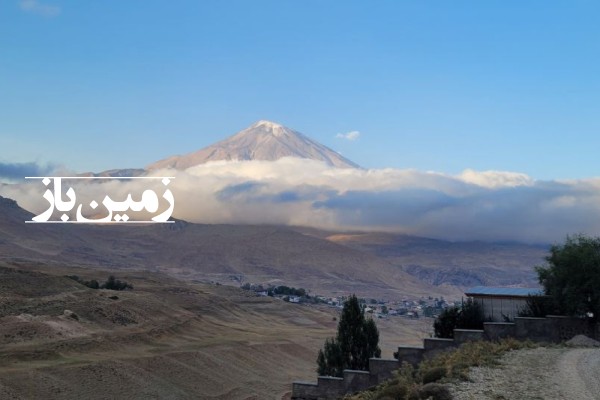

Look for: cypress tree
[316,294,381,376]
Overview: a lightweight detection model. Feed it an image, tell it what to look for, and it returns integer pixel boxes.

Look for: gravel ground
[449,346,600,400]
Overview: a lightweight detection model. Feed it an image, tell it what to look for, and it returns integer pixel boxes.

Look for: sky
[2,1,600,243]
[1,0,599,179]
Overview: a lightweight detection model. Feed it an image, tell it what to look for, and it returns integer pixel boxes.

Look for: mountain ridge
[0,195,443,299]
[148,120,360,170]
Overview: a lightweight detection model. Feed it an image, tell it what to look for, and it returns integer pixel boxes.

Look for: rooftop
[465,286,543,297]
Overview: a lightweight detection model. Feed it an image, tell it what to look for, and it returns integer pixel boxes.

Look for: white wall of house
[470,296,528,322]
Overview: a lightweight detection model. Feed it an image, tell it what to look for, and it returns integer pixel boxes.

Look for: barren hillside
[0,196,451,299]
[0,261,430,399]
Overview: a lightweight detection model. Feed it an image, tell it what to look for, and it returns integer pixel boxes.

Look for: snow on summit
[148,120,360,170]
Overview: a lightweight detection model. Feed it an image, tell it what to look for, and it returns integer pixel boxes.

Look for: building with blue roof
[465,286,544,322]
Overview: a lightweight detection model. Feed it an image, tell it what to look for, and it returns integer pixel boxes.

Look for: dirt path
[449,346,600,400]
[558,348,600,400]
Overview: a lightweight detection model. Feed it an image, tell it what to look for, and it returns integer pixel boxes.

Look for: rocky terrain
[449,344,600,400]
[325,231,547,288]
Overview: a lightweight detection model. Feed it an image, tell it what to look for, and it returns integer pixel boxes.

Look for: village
[239,282,455,320]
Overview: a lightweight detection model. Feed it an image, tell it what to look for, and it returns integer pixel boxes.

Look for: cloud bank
[0,161,58,181]
[2,158,599,243]
[336,131,360,141]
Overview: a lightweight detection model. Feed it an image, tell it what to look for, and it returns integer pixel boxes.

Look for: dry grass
[0,261,430,400]
[345,339,537,400]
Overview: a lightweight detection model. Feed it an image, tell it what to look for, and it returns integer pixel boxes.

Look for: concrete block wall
[343,370,375,393]
[291,381,320,400]
[514,317,552,342]
[422,337,458,359]
[483,322,515,340]
[547,315,595,341]
[292,358,401,400]
[369,358,400,381]
[395,346,425,366]
[292,316,600,399]
[454,329,486,344]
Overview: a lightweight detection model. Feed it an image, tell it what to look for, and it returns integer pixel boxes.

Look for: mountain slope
[0,260,432,400]
[0,196,442,299]
[148,120,359,170]
[324,232,547,288]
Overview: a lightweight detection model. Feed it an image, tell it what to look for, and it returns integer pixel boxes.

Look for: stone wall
[483,322,516,340]
[453,329,486,344]
[292,358,400,400]
[291,316,599,399]
[547,315,595,341]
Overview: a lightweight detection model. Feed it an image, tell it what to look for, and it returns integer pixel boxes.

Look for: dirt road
[449,346,600,400]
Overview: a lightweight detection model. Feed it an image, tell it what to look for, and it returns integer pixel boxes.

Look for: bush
[433,307,460,339]
[421,367,446,384]
[409,383,452,400]
[433,298,483,338]
[518,294,554,317]
[270,285,307,296]
[374,383,408,400]
[67,275,132,291]
[101,275,133,291]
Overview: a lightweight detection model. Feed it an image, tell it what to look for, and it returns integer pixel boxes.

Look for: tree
[316,338,343,377]
[518,294,553,318]
[459,298,484,329]
[433,298,483,339]
[536,234,600,321]
[317,295,381,376]
[433,306,460,339]
[101,275,133,291]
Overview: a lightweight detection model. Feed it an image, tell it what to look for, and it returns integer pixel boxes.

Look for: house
[288,296,301,303]
[465,286,543,322]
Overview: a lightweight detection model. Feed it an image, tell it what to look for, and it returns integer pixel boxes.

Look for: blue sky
[1,1,599,179]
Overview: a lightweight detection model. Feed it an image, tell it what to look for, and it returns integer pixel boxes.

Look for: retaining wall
[292,358,400,400]
[291,316,598,399]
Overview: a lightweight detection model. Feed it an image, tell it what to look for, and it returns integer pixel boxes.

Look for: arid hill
[0,260,431,400]
[310,230,547,288]
[327,232,548,288]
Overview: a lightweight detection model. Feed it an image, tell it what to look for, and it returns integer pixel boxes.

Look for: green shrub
[67,275,132,291]
[101,275,133,291]
[420,366,446,384]
[433,307,460,339]
[410,383,452,400]
[536,234,600,321]
[518,294,554,317]
[374,383,408,400]
[433,298,483,338]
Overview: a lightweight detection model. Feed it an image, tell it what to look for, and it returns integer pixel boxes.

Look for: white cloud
[336,131,360,141]
[459,169,533,188]
[2,158,600,244]
[18,0,61,17]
